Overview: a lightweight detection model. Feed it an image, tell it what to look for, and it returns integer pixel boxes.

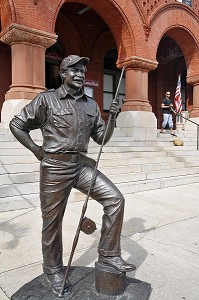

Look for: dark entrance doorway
[149,35,188,129]
[45,42,64,89]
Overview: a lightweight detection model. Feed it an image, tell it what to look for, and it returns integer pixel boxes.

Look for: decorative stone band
[117,56,158,72]
[0,23,57,49]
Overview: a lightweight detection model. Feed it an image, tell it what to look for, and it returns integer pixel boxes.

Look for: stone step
[98,156,178,167]
[0,172,39,185]
[157,135,196,141]
[0,160,184,177]
[71,173,199,203]
[0,141,24,148]
[0,148,34,156]
[111,131,127,137]
[89,145,162,152]
[0,182,39,198]
[167,150,199,156]
[0,128,9,135]
[156,141,197,147]
[163,146,197,151]
[1,123,199,212]
[103,141,156,147]
[0,134,15,141]
[117,174,199,194]
[89,151,167,160]
[185,161,199,167]
[108,167,199,184]
[2,166,197,187]
[0,155,37,164]
[157,131,196,137]
[88,140,154,148]
[177,155,199,161]
[0,150,183,165]
[1,172,199,209]
[0,194,40,212]
[99,162,185,175]
[0,163,40,175]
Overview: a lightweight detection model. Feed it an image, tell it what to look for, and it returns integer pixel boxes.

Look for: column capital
[186,75,199,85]
[117,56,158,72]
[0,23,57,49]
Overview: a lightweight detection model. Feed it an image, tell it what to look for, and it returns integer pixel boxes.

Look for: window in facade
[103,49,125,112]
[45,42,64,89]
[176,0,192,6]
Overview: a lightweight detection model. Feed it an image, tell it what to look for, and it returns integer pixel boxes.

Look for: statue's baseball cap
[60,55,90,71]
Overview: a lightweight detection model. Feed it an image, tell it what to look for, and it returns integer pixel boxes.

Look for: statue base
[11,266,151,300]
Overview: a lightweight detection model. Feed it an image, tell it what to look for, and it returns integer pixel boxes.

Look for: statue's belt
[45,152,85,163]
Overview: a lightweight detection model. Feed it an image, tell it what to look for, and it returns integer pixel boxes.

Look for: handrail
[171,108,199,150]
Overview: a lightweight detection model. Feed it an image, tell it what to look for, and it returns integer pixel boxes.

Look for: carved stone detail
[143,23,151,40]
[117,56,158,71]
[0,23,57,48]
[186,75,199,85]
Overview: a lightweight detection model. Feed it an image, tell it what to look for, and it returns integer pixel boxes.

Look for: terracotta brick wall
[0,42,11,120]
[0,0,198,117]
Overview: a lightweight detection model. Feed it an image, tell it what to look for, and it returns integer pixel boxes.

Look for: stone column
[0,23,57,126]
[187,75,199,118]
[117,56,158,112]
[184,75,199,131]
[116,56,158,141]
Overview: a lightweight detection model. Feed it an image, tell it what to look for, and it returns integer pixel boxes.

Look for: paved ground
[0,183,199,300]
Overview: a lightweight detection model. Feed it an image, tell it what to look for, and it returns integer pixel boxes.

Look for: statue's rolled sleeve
[10,94,47,132]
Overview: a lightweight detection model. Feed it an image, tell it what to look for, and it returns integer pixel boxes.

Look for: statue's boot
[46,271,71,295]
[98,255,136,273]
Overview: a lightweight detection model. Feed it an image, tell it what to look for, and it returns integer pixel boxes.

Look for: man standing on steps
[160,91,176,136]
[9,55,135,295]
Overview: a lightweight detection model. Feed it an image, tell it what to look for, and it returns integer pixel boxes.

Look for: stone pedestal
[116,111,157,141]
[11,266,151,300]
[1,99,31,128]
[95,262,125,296]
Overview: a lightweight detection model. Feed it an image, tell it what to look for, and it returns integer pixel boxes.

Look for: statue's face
[63,63,86,90]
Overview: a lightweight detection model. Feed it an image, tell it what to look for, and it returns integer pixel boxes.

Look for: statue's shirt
[10,84,105,153]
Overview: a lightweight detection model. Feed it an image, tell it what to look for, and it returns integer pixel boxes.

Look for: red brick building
[0,0,199,135]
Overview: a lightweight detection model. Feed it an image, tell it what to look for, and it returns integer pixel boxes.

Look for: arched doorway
[149,35,188,129]
[46,2,121,119]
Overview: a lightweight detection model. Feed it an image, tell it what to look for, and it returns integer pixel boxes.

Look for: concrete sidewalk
[0,183,199,300]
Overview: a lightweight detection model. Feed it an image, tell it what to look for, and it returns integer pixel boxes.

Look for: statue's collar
[57,84,87,101]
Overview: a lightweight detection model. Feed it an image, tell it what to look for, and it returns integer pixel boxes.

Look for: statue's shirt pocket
[51,108,73,128]
[84,109,98,128]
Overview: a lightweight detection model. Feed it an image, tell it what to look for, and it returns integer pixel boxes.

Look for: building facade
[0,0,199,137]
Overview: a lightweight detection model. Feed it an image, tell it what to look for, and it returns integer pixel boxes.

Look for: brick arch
[0,0,16,29]
[147,3,199,78]
[91,30,116,65]
[52,0,136,60]
[55,12,83,56]
[166,27,199,79]
[3,0,148,60]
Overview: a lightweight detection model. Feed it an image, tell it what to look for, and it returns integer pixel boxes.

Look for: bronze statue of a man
[9,55,135,295]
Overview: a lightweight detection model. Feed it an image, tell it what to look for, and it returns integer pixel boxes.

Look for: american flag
[174,74,182,114]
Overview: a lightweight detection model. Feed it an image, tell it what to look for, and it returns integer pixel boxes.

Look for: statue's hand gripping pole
[59,65,126,298]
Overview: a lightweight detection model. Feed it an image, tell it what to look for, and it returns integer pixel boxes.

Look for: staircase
[0,123,199,212]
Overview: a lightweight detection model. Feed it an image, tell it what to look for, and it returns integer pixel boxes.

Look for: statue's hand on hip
[32,145,44,161]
